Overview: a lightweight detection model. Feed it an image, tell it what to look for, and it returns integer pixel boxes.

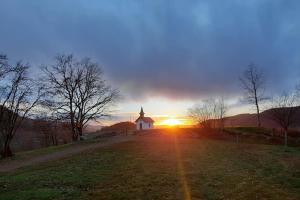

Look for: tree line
[0,54,118,158]
[189,63,300,147]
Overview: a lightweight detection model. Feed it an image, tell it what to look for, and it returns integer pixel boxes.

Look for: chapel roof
[135,116,154,123]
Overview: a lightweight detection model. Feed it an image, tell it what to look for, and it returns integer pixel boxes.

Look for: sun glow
[161,118,183,126]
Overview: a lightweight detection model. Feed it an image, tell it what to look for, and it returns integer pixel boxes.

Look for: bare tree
[240,63,266,127]
[268,92,299,147]
[43,54,118,141]
[34,114,60,147]
[0,60,43,158]
[216,97,227,130]
[189,100,214,129]
[188,97,227,129]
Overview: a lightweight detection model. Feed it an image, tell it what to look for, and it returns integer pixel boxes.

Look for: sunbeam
[173,133,192,200]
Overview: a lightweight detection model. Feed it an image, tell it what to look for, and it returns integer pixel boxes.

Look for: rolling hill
[223,106,300,129]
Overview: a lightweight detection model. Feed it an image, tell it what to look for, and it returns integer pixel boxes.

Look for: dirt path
[0,135,134,173]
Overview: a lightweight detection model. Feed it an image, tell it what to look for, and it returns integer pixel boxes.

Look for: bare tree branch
[42,54,119,141]
[267,92,299,147]
[0,58,43,158]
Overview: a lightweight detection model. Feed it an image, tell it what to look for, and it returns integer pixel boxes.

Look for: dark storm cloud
[1,0,300,100]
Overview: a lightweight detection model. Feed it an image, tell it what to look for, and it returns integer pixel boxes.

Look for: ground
[0,135,133,172]
[0,129,300,200]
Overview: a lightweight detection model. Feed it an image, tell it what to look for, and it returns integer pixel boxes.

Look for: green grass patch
[1,133,300,199]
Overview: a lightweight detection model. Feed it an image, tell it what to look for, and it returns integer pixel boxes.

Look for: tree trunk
[1,141,13,158]
[284,129,288,147]
[71,123,79,141]
[70,111,78,141]
[78,126,83,141]
[51,134,58,146]
[72,131,79,141]
[255,102,261,127]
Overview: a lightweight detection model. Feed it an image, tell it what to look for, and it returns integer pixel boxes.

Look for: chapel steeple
[139,107,145,118]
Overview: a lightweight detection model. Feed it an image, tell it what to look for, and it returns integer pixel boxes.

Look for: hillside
[1,131,300,199]
[5,106,300,152]
[3,118,95,153]
[10,118,72,152]
[224,106,300,129]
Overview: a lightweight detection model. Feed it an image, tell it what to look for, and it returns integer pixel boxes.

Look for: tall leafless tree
[240,63,266,127]
[268,92,299,147]
[43,54,118,141]
[0,59,43,158]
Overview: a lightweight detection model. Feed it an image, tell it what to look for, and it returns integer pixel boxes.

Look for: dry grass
[1,129,300,199]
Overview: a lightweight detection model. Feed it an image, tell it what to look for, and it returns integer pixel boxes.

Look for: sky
[1,0,300,125]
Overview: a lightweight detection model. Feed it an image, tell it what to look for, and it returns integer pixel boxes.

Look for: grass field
[1,129,300,200]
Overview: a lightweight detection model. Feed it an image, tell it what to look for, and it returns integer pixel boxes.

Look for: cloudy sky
[1,0,300,124]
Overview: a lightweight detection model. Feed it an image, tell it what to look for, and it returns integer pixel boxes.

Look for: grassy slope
[0,132,300,200]
[0,137,113,164]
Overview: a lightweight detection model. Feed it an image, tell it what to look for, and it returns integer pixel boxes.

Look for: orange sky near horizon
[93,96,257,127]
[153,116,194,127]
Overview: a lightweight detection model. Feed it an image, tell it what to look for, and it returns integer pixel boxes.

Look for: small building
[135,107,154,130]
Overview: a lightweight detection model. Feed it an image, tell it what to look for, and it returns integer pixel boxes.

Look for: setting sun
[161,118,183,126]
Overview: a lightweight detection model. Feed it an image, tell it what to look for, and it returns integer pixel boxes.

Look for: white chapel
[135,107,154,130]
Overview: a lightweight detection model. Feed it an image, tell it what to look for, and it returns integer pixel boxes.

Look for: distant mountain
[84,124,102,133]
[224,106,300,129]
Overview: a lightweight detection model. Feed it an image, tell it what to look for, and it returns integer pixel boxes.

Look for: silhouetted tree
[216,97,227,130]
[268,92,298,147]
[42,54,118,141]
[0,58,43,158]
[188,97,227,129]
[240,63,266,127]
[189,100,214,129]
